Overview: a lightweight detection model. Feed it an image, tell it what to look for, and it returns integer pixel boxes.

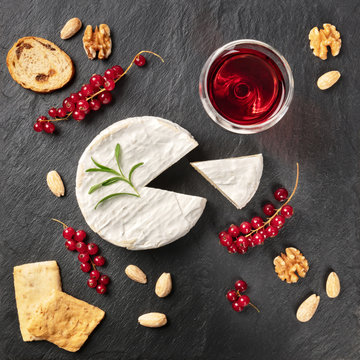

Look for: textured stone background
[1,0,359,359]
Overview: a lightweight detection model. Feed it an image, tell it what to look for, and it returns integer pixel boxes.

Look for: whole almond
[125,265,147,284]
[138,312,167,328]
[61,18,82,40]
[317,70,341,90]
[155,273,172,298]
[46,170,65,197]
[296,294,320,322]
[326,271,340,298]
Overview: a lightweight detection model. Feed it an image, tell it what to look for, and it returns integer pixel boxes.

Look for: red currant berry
[112,65,124,78]
[99,275,110,285]
[134,55,146,67]
[87,278,97,288]
[70,92,80,103]
[251,216,264,229]
[43,122,55,134]
[98,91,112,104]
[247,235,255,247]
[77,91,85,100]
[232,300,244,312]
[63,98,75,112]
[37,116,47,122]
[227,244,237,254]
[81,83,95,97]
[239,221,252,235]
[81,262,91,272]
[258,229,267,240]
[252,233,265,245]
[76,99,90,113]
[76,241,87,253]
[63,227,75,239]
[270,215,286,229]
[237,246,248,254]
[274,188,288,202]
[74,229,86,242]
[235,236,249,249]
[33,122,43,132]
[65,239,77,251]
[96,284,107,294]
[281,205,294,218]
[56,107,67,118]
[234,280,247,292]
[228,224,240,238]
[72,109,86,121]
[48,107,57,118]
[89,98,101,111]
[78,253,90,263]
[90,74,104,88]
[104,68,115,79]
[219,232,232,247]
[263,203,276,216]
[238,295,250,307]
[90,270,100,280]
[87,243,99,255]
[103,76,115,91]
[93,255,105,266]
[226,290,238,302]
[265,225,279,238]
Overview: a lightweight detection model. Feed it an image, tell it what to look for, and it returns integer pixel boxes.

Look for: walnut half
[309,23,341,60]
[274,247,309,283]
[83,24,112,60]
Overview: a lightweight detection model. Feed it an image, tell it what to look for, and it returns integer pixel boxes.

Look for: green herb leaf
[88,177,129,194]
[91,157,117,172]
[115,144,122,173]
[86,168,120,176]
[95,192,139,209]
[129,162,144,183]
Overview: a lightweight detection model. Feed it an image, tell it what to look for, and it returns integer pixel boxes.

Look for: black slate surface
[1,0,360,359]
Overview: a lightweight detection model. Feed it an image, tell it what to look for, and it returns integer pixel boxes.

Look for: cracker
[27,291,105,352]
[13,260,62,341]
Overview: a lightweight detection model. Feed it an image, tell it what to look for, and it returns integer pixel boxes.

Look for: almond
[60,18,82,40]
[296,294,320,322]
[326,271,340,298]
[317,70,341,90]
[155,272,172,298]
[46,170,65,197]
[125,265,147,284]
[138,312,167,328]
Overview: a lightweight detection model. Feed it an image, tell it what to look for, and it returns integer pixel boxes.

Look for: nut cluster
[309,23,341,60]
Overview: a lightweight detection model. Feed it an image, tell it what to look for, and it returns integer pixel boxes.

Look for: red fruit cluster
[57,219,109,294]
[33,51,163,134]
[226,280,259,313]
[219,188,294,254]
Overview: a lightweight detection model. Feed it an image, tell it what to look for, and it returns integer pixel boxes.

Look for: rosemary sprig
[86,143,143,209]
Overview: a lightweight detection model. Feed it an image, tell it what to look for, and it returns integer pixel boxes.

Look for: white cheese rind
[191,154,263,209]
[76,116,206,250]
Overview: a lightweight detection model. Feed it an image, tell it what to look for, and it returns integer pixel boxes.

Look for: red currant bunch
[54,219,109,294]
[33,51,163,134]
[226,280,260,313]
[218,164,299,255]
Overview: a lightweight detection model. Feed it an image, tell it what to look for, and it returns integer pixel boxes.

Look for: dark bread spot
[15,43,32,59]
[23,43,32,49]
[36,39,56,51]
[49,69,56,76]
[35,73,48,82]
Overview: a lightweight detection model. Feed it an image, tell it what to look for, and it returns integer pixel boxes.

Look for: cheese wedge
[13,261,62,341]
[76,116,206,250]
[191,154,263,209]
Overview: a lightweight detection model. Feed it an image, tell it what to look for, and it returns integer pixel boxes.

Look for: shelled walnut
[83,24,112,60]
[274,247,309,283]
[309,23,341,60]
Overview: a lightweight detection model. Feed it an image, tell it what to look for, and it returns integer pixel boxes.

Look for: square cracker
[27,290,105,352]
[13,260,62,341]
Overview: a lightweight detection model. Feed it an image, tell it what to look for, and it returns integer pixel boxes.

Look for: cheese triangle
[76,116,206,250]
[191,154,263,209]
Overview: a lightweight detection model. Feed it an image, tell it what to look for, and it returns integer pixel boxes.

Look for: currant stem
[249,302,260,313]
[51,218,68,229]
[43,50,164,124]
[245,163,299,237]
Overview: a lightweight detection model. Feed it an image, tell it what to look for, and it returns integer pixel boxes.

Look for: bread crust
[6,36,74,93]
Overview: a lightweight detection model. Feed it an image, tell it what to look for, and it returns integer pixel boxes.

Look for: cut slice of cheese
[76,116,206,250]
[191,154,263,209]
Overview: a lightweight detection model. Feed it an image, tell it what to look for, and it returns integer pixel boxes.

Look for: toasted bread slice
[7,36,74,93]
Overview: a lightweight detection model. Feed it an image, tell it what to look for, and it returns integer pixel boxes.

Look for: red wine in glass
[207,48,285,125]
